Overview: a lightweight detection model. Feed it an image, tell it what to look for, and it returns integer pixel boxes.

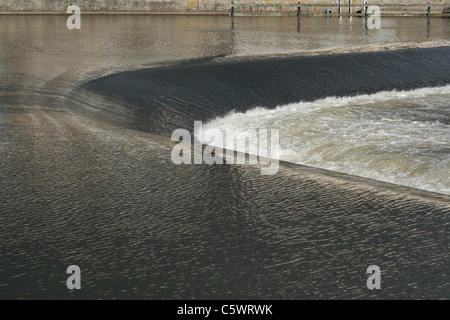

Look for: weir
[1,12,449,299]
[85,46,450,139]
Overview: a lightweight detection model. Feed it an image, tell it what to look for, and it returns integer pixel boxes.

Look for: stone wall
[0,0,448,15]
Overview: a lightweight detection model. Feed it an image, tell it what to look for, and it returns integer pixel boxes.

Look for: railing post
[364,0,369,30]
[231,0,234,26]
[297,2,301,24]
[427,2,431,25]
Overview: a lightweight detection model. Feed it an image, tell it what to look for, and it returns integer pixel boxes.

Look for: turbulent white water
[203,85,450,195]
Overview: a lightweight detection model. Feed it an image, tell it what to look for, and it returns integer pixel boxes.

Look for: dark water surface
[0,15,449,299]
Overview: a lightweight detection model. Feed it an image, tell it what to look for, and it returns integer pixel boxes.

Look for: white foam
[203,85,450,195]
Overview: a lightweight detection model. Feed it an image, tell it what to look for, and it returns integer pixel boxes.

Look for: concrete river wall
[0,0,449,15]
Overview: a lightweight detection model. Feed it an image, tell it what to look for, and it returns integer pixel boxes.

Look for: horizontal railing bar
[233,3,448,8]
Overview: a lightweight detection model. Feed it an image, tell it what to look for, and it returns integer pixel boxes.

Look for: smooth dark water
[86,47,450,135]
[0,15,449,299]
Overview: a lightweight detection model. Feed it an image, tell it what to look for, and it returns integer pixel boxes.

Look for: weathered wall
[0,0,448,14]
[0,0,229,13]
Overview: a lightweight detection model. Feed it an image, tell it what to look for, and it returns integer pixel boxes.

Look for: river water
[0,15,449,299]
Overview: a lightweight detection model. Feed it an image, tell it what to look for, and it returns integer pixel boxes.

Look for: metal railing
[229,1,450,26]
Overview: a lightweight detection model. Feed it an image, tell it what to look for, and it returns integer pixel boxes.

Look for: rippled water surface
[0,15,449,299]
